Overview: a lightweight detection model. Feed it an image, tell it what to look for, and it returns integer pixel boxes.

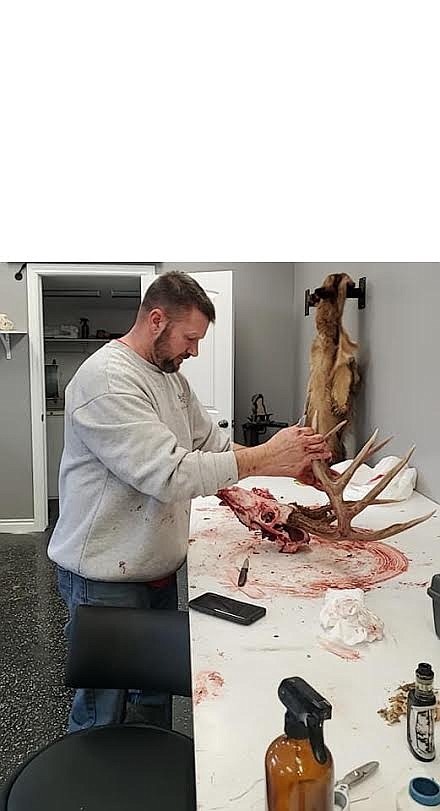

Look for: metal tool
[296,392,310,428]
[334,761,379,809]
[237,557,249,587]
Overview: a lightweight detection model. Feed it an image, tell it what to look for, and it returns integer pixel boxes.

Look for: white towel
[331,456,417,502]
[319,588,384,646]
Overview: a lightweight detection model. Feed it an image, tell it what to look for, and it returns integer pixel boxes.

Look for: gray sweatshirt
[47,341,238,581]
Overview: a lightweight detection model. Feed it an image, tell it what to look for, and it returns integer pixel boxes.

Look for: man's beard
[152,327,189,373]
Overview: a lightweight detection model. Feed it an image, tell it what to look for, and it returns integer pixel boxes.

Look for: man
[48,271,330,732]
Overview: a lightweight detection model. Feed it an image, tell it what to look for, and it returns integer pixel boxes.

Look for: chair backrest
[65,606,192,697]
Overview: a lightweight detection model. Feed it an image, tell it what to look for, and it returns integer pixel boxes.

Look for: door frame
[27,264,155,533]
[187,271,234,440]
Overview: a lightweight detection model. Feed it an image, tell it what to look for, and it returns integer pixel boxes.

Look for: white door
[183,271,234,439]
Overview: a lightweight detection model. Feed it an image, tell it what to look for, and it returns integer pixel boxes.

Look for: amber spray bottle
[265,677,334,811]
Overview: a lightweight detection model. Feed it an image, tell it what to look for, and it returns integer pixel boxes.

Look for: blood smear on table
[194,671,224,705]
[317,637,362,661]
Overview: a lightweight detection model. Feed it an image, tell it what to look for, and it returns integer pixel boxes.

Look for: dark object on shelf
[96,330,111,339]
[45,359,59,400]
[427,575,440,638]
[305,276,366,316]
[242,393,288,446]
[79,318,90,338]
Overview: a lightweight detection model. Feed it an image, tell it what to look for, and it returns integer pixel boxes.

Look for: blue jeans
[57,566,178,733]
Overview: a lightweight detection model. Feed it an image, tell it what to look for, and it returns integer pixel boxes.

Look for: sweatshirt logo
[177,391,189,408]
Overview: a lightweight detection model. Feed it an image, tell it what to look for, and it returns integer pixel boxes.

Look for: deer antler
[285,414,435,543]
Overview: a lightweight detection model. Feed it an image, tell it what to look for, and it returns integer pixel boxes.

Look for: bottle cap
[416,664,434,682]
[409,777,440,806]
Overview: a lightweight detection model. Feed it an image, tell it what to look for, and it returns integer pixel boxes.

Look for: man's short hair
[141,271,215,322]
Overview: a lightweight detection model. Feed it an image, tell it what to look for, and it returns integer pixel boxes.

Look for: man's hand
[263,426,332,478]
[234,425,331,480]
[296,463,341,489]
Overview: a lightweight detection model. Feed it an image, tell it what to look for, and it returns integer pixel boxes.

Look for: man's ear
[148,307,168,335]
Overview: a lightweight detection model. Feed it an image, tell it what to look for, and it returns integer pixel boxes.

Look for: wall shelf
[43,337,118,355]
[0,331,26,360]
[44,337,113,342]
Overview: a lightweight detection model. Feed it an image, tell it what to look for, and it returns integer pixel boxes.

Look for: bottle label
[408,705,435,760]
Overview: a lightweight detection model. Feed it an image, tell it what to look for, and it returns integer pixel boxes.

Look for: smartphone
[188,592,266,625]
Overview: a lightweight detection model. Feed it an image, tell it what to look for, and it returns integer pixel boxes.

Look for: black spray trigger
[306,713,327,765]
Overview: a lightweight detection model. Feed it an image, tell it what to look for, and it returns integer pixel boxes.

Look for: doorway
[27,264,155,532]
[42,274,142,522]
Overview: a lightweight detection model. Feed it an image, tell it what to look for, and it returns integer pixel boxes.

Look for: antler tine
[323,420,348,441]
[363,435,394,462]
[331,428,380,494]
[350,510,435,542]
[344,498,399,506]
[310,414,348,489]
[310,412,334,488]
[350,445,416,518]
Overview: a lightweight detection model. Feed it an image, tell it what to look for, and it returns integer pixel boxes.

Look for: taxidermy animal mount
[305,273,360,461]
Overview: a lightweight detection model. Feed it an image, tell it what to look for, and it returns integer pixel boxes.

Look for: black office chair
[0,606,196,811]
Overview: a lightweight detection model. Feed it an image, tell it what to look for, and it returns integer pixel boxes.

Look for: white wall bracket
[0,333,12,359]
[0,332,25,359]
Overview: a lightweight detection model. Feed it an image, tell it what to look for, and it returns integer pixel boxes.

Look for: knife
[237,557,250,587]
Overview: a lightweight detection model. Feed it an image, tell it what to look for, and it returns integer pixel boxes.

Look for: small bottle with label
[407,663,436,762]
[79,318,90,338]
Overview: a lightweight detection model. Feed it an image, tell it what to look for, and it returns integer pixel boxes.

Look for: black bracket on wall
[304,276,366,316]
[14,263,26,281]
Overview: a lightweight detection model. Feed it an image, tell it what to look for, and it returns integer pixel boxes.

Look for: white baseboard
[0,519,44,534]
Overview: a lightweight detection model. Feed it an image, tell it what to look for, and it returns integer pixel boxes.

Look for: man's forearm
[233,445,270,479]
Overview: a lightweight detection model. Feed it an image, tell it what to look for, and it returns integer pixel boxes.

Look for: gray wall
[158,263,296,443]
[3,261,439,523]
[0,264,33,519]
[293,263,440,502]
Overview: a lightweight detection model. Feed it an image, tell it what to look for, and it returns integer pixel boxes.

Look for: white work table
[188,476,440,810]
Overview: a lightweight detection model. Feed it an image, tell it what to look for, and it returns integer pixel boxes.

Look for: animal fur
[305,273,360,461]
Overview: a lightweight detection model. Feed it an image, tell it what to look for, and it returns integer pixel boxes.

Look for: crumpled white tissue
[319,588,384,646]
[331,456,417,502]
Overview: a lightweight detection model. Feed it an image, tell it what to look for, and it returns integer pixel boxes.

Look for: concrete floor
[0,502,193,785]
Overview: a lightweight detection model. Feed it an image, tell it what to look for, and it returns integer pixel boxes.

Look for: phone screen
[189,592,266,625]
